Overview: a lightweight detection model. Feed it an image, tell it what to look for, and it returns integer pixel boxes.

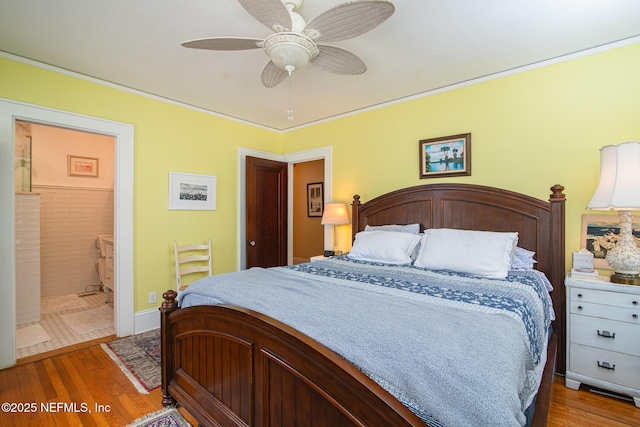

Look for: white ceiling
[1,0,639,131]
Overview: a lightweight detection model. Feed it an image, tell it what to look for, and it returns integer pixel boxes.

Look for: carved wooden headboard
[351,183,567,372]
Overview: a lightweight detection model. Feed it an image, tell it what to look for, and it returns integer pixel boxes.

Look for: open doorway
[237,146,333,271]
[14,121,116,358]
[0,98,134,370]
[292,159,325,264]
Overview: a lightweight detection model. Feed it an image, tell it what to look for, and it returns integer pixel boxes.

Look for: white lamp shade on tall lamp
[321,202,350,254]
[587,141,640,284]
[588,142,640,211]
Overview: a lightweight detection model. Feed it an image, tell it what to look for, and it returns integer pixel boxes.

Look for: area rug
[16,324,51,348]
[126,407,191,427]
[61,304,113,334]
[101,329,160,394]
[41,294,88,314]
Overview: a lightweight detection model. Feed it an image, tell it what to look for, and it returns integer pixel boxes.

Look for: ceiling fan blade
[237,0,292,32]
[305,0,395,43]
[311,46,366,75]
[261,61,289,88]
[182,37,263,51]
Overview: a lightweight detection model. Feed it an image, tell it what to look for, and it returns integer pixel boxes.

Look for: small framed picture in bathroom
[68,155,99,177]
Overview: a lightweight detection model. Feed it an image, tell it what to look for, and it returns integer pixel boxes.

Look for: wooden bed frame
[161,183,566,427]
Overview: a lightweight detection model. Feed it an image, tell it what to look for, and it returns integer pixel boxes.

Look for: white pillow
[348,231,422,264]
[365,223,421,234]
[414,229,518,279]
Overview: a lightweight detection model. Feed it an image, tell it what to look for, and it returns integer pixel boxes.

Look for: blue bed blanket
[179,256,553,427]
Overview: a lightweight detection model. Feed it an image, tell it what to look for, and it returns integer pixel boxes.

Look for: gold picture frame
[419,133,471,179]
[67,155,99,177]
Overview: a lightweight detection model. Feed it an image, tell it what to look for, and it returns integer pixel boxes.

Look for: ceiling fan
[181,0,395,88]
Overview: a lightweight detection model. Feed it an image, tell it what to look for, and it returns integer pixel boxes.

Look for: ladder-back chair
[174,239,212,294]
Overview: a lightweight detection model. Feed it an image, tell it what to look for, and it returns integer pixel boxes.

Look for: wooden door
[246,156,288,268]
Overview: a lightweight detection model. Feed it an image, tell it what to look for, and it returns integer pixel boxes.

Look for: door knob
[248,240,256,247]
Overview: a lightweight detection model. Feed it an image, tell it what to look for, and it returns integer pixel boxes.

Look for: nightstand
[310,255,329,262]
[565,274,640,407]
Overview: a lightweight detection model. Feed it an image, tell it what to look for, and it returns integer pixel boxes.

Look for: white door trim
[0,98,134,368]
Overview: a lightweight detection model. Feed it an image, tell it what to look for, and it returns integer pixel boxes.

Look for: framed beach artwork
[419,133,471,179]
[169,172,217,210]
[581,214,640,269]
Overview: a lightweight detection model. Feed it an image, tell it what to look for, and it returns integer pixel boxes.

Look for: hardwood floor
[548,375,640,427]
[0,340,638,426]
[0,340,196,427]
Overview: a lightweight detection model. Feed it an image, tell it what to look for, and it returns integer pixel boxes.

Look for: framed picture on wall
[169,172,217,210]
[419,133,471,179]
[67,155,99,177]
[307,182,324,217]
[581,213,640,269]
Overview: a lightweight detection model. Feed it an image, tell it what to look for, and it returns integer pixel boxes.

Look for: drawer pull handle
[633,300,638,305]
[577,305,583,310]
[597,330,615,339]
[597,361,615,371]
[633,314,638,319]
[577,293,583,298]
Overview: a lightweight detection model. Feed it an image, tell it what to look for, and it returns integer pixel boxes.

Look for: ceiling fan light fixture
[263,32,319,72]
[182,0,396,88]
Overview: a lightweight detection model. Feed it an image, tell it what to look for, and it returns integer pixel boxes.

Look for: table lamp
[587,141,640,285]
[321,202,350,256]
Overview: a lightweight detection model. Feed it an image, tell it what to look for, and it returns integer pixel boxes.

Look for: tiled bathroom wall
[15,193,41,324]
[36,186,114,297]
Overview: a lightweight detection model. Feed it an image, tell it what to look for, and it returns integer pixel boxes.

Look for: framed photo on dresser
[581,213,640,269]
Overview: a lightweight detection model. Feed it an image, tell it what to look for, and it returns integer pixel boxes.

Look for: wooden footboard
[161,290,555,427]
[160,290,427,427]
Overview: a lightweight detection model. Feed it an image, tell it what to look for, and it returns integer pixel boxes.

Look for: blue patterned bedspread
[180,255,553,427]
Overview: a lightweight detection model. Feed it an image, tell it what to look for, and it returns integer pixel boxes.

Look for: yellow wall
[1,57,281,312]
[2,41,639,312]
[283,42,640,264]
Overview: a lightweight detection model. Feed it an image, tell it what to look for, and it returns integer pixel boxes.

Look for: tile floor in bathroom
[16,291,114,359]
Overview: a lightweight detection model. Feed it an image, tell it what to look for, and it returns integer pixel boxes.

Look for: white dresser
[565,274,640,407]
[104,238,115,302]
[97,235,115,303]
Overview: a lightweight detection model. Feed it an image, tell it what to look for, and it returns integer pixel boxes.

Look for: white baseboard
[134,307,160,334]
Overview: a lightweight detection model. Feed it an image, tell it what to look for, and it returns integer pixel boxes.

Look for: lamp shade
[321,202,350,225]
[587,142,640,211]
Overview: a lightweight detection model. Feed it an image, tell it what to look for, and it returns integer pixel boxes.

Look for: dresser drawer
[106,246,114,271]
[570,314,640,356]
[570,287,640,309]
[570,300,640,324]
[569,343,640,390]
[104,271,114,291]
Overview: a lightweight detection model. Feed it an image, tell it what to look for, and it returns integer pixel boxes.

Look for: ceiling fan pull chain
[287,65,294,121]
